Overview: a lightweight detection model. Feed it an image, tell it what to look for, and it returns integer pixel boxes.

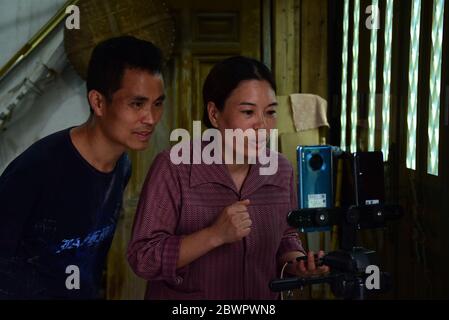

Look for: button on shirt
[127,145,304,299]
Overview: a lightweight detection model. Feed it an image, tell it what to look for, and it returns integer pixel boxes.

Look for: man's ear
[88,90,108,117]
[207,102,220,128]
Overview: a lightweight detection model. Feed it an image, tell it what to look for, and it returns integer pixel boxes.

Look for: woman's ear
[88,90,107,117]
[207,101,220,128]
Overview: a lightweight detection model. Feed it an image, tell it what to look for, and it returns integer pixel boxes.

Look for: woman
[127,56,328,299]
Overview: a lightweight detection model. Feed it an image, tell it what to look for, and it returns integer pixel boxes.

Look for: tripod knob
[314,209,330,226]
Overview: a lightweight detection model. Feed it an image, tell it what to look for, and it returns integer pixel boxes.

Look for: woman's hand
[177,199,251,269]
[295,250,330,277]
[209,199,252,245]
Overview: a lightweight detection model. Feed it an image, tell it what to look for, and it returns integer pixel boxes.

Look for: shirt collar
[189,153,287,197]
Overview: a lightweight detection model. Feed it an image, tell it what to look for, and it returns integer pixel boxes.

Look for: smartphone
[297,145,333,210]
[352,151,385,206]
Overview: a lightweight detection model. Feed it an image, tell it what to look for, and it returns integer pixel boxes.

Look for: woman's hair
[202,56,276,128]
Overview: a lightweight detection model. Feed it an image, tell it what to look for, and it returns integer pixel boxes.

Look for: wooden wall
[273,0,328,98]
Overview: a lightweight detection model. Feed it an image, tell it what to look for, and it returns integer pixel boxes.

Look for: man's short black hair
[86,36,163,108]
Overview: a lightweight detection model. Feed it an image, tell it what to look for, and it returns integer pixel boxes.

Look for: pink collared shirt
[127,145,304,299]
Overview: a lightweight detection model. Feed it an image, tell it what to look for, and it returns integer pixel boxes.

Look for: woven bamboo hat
[64,0,175,79]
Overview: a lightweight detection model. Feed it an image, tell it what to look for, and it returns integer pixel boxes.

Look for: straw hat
[64,0,175,79]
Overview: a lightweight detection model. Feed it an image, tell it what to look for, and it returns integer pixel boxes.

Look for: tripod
[269,204,402,300]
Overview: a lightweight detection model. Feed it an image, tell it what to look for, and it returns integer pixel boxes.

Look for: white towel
[289,93,330,131]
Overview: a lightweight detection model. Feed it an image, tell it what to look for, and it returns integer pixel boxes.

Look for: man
[0,36,165,299]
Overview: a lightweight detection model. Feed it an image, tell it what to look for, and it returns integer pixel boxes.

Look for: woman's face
[208,79,278,161]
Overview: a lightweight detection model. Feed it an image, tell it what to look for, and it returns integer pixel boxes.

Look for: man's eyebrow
[155,94,166,102]
[268,102,278,107]
[130,96,149,102]
[130,95,165,102]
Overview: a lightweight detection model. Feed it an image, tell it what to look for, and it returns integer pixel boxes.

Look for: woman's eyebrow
[238,102,257,106]
[238,102,278,107]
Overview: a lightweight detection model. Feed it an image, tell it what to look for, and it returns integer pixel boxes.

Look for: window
[368,0,380,152]
[427,0,445,176]
[406,0,422,170]
[381,0,394,160]
[340,0,350,150]
[350,0,361,153]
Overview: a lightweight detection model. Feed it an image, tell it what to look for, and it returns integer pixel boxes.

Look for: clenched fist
[210,199,252,245]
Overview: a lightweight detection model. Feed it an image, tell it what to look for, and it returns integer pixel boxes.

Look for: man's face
[98,68,165,151]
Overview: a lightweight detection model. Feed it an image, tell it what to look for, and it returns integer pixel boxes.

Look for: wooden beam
[300,0,328,100]
[273,0,300,95]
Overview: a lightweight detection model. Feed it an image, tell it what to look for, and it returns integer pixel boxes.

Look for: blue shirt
[0,127,131,299]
